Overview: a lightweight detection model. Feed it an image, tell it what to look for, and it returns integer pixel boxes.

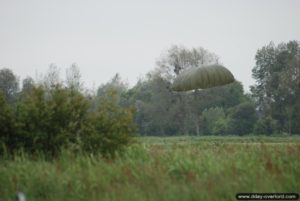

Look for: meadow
[0,136,300,201]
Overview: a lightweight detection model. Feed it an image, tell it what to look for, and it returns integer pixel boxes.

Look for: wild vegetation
[0,136,299,201]
[0,40,299,200]
[130,41,300,135]
[0,40,299,157]
[0,65,136,157]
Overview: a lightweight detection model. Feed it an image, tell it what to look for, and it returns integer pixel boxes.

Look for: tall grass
[0,136,299,201]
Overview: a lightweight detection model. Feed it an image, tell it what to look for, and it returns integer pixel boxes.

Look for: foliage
[135,75,175,135]
[44,64,62,89]
[1,39,300,159]
[129,76,247,135]
[15,85,90,155]
[254,115,279,135]
[251,41,300,134]
[97,73,129,108]
[226,102,257,135]
[83,89,137,157]
[0,68,19,103]
[201,107,226,135]
[155,45,219,80]
[0,91,16,153]
[22,77,35,93]
[0,66,136,157]
[0,136,299,201]
[65,63,83,91]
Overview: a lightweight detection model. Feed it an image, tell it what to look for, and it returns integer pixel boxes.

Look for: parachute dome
[171,64,235,91]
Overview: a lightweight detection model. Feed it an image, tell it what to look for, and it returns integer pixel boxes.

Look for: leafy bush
[0,68,19,103]
[0,83,136,158]
[82,89,137,157]
[0,67,136,157]
[202,107,226,135]
[226,102,257,135]
[212,118,228,135]
[15,85,90,155]
[0,91,16,154]
[254,115,279,135]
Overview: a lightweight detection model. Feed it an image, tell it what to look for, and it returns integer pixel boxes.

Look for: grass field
[1,136,300,201]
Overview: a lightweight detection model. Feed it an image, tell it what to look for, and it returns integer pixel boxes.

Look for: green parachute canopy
[171,64,235,91]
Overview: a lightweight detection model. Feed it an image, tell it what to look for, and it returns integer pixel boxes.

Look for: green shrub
[15,85,90,156]
[82,89,137,157]
[254,115,279,135]
[202,107,226,135]
[1,82,136,158]
[0,91,16,154]
[226,102,257,135]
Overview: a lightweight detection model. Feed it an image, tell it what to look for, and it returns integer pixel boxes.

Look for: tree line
[120,41,299,136]
[0,40,299,154]
[0,65,136,156]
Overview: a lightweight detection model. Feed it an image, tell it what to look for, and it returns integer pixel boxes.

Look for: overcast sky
[1,0,299,91]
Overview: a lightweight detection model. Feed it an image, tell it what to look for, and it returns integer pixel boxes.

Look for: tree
[22,76,35,93]
[44,64,61,89]
[141,75,175,135]
[127,74,176,135]
[251,41,300,134]
[227,102,257,135]
[254,115,278,135]
[0,66,139,156]
[0,68,19,103]
[97,73,128,107]
[153,45,220,135]
[16,85,90,155]
[201,107,226,135]
[66,63,83,91]
[124,46,247,136]
[83,88,137,157]
[155,45,219,81]
[0,91,16,153]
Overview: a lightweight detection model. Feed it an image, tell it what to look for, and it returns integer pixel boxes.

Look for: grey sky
[1,0,299,91]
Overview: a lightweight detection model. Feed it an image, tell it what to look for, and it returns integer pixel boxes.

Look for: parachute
[171,64,235,92]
